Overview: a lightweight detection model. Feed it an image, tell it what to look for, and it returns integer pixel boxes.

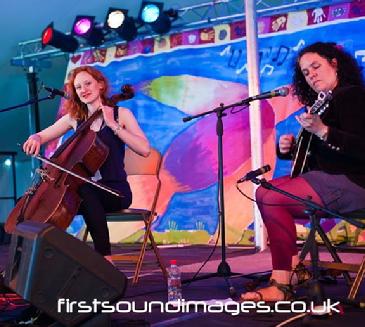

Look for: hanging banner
[58,1,365,245]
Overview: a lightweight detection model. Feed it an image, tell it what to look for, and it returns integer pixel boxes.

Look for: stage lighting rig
[41,23,79,53]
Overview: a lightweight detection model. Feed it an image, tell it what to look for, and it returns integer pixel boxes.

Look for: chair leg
[82,227,89,242]
[299,225,316,261]
[147,221,167,281]
[133,215,167,284]
[300,216,352,285]
[302,213,326,305]
[132,215,150,284]
[315,223,351,284]
[348,255,365,300]
[309,214,321,281]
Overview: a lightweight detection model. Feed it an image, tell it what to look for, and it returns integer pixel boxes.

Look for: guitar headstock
[317,90,333,102]
[310,90,332,115]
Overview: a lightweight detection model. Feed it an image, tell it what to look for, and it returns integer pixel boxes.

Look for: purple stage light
[73,17,92,36]
[71,15,104,47]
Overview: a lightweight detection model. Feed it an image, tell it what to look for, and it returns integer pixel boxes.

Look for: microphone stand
[182,97,251,295]
[0,92,58,114]
[250,177,365,316]
[1,88,66,182]
[0,89,63,171]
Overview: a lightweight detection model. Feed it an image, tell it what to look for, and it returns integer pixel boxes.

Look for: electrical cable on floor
[183,226,220,288]
[183,181,296,289]
[276,313,307,326]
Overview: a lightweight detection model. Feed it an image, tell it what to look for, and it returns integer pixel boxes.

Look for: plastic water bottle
[167,259,182,302]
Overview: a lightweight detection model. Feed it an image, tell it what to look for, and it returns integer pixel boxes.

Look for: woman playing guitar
[241,42,365,302]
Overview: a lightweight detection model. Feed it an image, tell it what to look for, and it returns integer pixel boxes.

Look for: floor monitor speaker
[4,221,127,326]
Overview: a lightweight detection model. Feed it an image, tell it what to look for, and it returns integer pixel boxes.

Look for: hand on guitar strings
[295,112,328,138]
[278,134,295,154]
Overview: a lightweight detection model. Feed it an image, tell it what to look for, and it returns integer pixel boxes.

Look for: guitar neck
[289,91,332,178]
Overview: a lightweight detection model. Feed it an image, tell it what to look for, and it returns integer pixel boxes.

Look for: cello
[5,84,134,233]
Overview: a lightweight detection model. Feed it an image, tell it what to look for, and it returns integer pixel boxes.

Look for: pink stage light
[73,17,92,36]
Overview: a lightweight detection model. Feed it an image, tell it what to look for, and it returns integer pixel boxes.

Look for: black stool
[300,208,365,300]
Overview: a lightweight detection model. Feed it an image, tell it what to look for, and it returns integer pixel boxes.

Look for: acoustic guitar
[290,91,333,178]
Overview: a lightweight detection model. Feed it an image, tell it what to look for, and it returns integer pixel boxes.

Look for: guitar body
[290,91,332,178]
[290,129,313,177]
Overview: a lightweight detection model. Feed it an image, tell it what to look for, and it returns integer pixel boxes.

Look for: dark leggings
[255,176,324,271]
[78,183,132,256]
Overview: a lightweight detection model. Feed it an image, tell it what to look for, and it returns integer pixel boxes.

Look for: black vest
[77,107,130,195]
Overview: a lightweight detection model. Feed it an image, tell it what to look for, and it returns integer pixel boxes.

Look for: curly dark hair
[292,42,364,106]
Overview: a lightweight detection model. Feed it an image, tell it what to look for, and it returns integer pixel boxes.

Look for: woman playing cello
[21,66,150,261]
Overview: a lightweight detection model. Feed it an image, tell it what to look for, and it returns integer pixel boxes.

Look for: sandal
[240,279,294,302]
[290,262,312,287]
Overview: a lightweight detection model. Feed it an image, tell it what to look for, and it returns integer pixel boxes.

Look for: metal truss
[11,0,350,68]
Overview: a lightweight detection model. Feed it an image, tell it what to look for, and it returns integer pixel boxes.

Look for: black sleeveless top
[77,107,132,196]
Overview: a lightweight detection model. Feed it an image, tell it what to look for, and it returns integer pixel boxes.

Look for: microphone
[43,85,70,99]
[248,87,289,102]
[237,165,271,183]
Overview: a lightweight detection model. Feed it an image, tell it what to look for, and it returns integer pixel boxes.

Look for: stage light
[140,2,162,24]
[139,1,176,34]
[105,8,137,41]
[106,8,126,29]
[73,17,93,36]
[41,23,79,53]
[72,15,104,47]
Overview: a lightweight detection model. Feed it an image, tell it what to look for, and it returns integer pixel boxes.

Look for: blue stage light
[141,3,161,23]
[139,1,177,34]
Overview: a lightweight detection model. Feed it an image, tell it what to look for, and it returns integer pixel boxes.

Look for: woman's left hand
[295,112,327,136]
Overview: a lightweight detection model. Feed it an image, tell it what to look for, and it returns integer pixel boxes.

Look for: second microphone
[237,165,271,183]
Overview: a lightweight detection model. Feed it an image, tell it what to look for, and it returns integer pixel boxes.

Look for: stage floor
[1,243,364,326]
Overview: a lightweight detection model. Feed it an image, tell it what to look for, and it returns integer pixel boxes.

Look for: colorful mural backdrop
[55,1,365,245]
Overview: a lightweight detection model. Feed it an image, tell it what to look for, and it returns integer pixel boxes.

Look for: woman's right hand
[23,134,42,156]
[278,134,295,154]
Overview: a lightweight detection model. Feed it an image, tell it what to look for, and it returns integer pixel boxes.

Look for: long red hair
[63,66,114,121]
